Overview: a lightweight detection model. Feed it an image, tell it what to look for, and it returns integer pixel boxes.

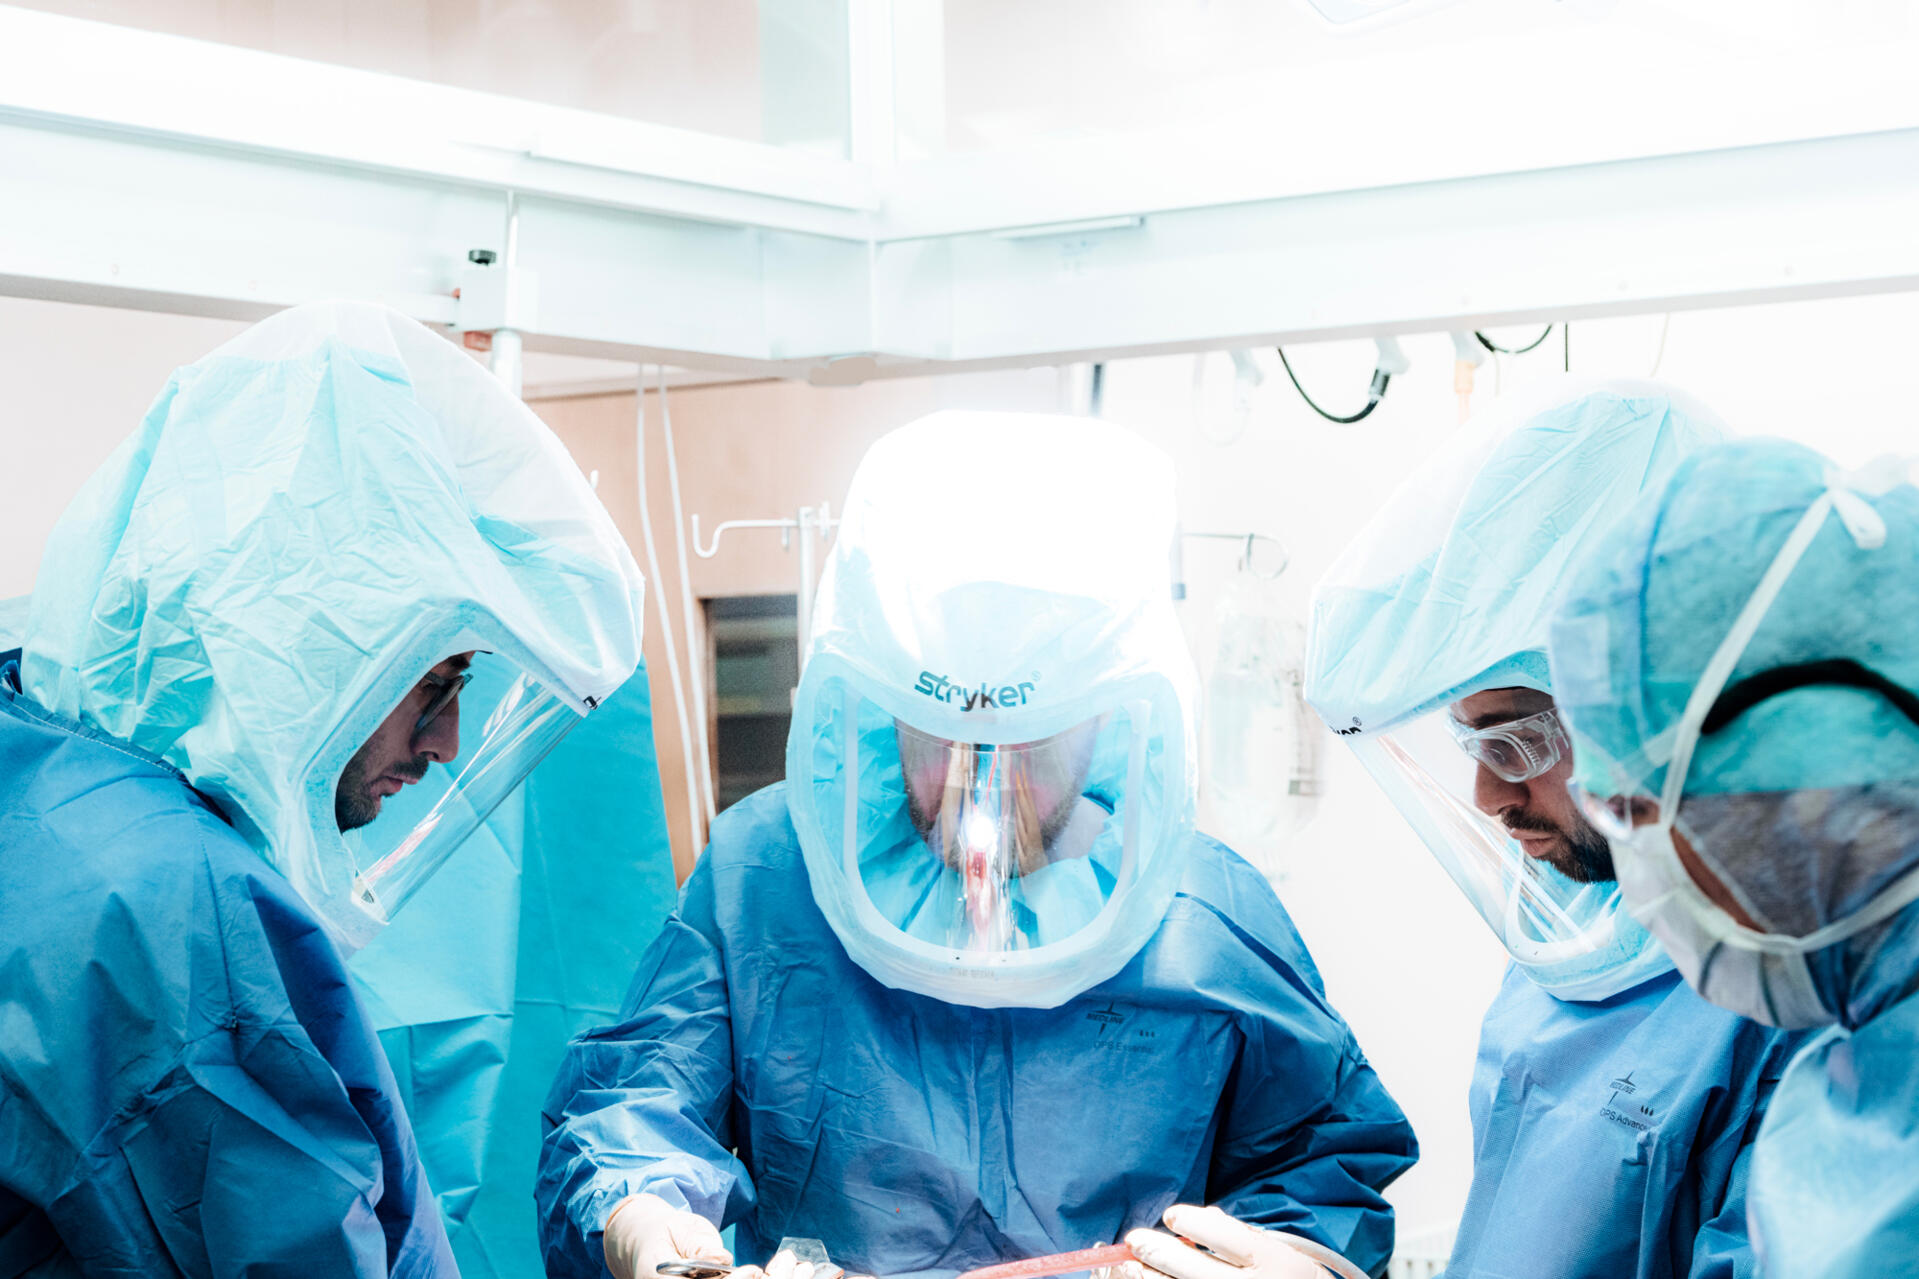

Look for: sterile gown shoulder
[0,680,455,1276]
[539,783,1415,1279]
[1747,986,1919,1279]
[1444,964,1802,1279]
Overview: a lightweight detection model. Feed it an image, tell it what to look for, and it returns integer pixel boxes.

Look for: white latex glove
[1126,1205,1366,1279]
[762,1249,818,1279]
[602,1192,732,1279]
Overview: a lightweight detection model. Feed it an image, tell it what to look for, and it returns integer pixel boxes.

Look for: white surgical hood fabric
[1308,378,1727,734]
[787,410,1199,1008]
[0,595,26,651]
[22,301,646,950]
[1305,378,1726,999]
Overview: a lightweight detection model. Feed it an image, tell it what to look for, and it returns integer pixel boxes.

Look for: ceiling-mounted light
[1298,0,1466,26]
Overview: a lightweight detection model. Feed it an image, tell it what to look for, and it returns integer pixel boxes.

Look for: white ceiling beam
[0,114,866,370]
[0,7,876,238]
[872,20,1919,241]
[870,128,1919,368]
[4,7,1919,378]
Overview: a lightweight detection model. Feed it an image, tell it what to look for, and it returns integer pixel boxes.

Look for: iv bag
[1204,578,1320,869]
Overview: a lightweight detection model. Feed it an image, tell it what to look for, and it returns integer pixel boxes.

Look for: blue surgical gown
[1444,965,1802,1279]
[1747,986,1919,1278]
[538,784,1417,1279]
[0,667,456,1275]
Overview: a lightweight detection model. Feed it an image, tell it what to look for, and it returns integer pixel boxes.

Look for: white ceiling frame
[0,7,877,239]
[4,6,1919,379]
[873,16,1919,242]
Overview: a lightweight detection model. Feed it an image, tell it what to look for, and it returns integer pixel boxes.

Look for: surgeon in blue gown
[539,412,1417,1279]
[1548,440,1919,1278]
[0,302,647,1273]
[0,679,455,1274]
[1305,381,1802,1279]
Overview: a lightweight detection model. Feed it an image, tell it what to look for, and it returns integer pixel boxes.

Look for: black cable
[1276,346,1388,424]
[1475,324,1554,355]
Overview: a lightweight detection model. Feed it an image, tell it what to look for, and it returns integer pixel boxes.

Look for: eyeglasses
[414,669,472,735]
[1446,706,1570,784]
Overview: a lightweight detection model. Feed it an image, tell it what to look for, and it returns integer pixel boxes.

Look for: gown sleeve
[538,855,754,1279]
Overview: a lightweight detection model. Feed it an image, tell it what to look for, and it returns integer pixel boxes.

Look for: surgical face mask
[1576,466,1919,1027]
[1605,818,1831,1028]
[1580,779,1919,1028]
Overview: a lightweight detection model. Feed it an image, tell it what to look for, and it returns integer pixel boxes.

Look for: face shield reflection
[894,718,1104,954]
[339,649,585,925]
[788,659,1193,1007]
[815,684,1142,959]
[1349,691,1660,995]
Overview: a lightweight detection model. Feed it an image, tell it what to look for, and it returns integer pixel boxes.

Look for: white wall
[4,289,1918,1250]
[0,299,247,599]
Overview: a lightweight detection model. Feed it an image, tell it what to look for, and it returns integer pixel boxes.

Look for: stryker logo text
[914,671,1038,712]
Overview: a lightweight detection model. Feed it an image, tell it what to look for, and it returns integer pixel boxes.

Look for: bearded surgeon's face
[335,654,472,832]
[1454,686,1615,883]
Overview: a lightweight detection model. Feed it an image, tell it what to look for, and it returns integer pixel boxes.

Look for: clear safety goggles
[1445,706,1570,784]
[1349,705,1664,998]
[337,648,586,933]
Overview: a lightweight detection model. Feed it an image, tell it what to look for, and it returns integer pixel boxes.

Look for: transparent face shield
[797,671,1168,962]
[892,716,1112,953]
[1349,696,1662,997]
[332,648,586,930]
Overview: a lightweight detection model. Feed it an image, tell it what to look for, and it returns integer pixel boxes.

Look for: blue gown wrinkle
[1747,985,1919,1278]
[537,784,1415,1279]
[1444,965,1804,1279]
[0,669,454,1276]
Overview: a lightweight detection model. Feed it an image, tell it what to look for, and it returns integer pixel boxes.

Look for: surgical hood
[22,300,646,949]
[788,410,1199,1007]
[804,410,1196,743]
